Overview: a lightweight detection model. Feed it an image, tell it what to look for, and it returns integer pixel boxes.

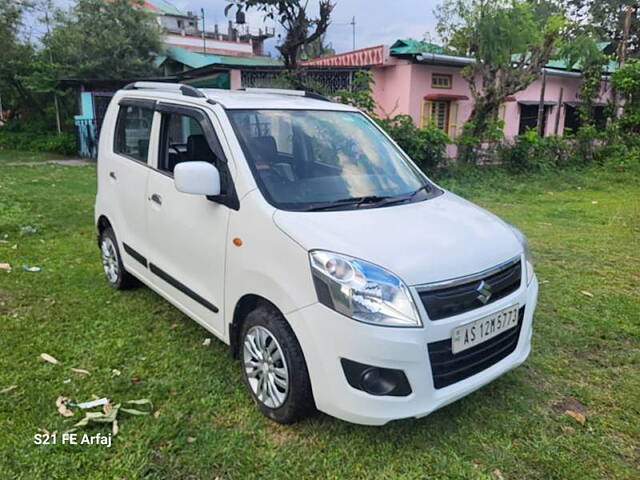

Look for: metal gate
[74,118,98,159]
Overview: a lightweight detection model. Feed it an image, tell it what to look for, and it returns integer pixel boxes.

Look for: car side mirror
[174,161,221,196]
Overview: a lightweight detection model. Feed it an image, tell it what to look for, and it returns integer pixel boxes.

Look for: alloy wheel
[243,325,290,408]
[101,237,119,284]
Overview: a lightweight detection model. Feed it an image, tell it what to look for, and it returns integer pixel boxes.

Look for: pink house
[302,40,613,152]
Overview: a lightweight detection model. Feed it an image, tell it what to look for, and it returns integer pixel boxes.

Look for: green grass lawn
[1,151,638,479]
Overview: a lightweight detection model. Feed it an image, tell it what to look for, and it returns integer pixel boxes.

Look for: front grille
[418,259,522,321]
[427,306,525,389]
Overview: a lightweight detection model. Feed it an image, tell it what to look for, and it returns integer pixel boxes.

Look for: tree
[226,0,334,69]
[612,59,640,133]
[46,0,162,80]
[558,34,610,127]
[562,1,639,59]
[301,33,335,60]
[0,0,39,114]
[436,0,566,161]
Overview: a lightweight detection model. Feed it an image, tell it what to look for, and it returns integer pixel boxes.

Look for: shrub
[497,130,577,172]
[456,119,505,164]
[376,115,449,174]
[0,130,76,155]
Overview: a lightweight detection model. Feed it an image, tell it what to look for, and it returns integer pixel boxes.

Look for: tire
[240,304,315,424]
[99,227,137,290]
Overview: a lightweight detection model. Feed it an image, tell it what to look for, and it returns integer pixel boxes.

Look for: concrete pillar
[230,69,242,90]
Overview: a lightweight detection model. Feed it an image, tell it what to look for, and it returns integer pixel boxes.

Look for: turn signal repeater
[232,237,243,247]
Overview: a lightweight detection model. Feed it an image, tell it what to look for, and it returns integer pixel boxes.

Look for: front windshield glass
[227,109,441,211]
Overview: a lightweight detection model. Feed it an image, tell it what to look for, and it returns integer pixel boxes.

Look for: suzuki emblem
[476,280,492,304]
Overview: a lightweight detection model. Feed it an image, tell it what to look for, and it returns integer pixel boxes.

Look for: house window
[518,104,551,135]
[564,104,607,134]
[564,105,580,134]
[432,74,452,89]
[422,100,457,135]
[430,101,450,131]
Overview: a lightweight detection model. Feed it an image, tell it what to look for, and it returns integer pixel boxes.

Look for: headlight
[509,226,534,285]
[309,250,421,327]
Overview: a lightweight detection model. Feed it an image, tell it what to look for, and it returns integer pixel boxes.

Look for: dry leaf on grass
[56,396,74,417]
[40,353,59,364]
[153,410,161,418]
[1,385,17,394]
[565,409,586,425]
[111,369,121,377]
[169,323,180,330]
[70,399,152,436]
[76,397,109,409]
[70,368,90,376]
[493,469,505,480]
[187,436,196,444]
[129,377,141,384]
[202,338,211,346]
[580,290,594,298]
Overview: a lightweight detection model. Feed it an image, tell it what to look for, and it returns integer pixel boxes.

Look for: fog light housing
[341,358,412,397]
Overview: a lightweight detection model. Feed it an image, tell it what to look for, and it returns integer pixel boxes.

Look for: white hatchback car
[95,82,538,425]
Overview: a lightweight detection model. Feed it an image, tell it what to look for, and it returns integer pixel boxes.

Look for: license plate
[451,304,519,354]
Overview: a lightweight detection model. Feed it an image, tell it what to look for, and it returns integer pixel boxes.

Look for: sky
[176,0,441,55]
[26,0,441,55]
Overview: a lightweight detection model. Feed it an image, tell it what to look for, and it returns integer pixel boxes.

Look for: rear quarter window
[114,105,154,162]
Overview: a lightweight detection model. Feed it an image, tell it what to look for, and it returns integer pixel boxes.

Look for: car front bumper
[287,275,539,425]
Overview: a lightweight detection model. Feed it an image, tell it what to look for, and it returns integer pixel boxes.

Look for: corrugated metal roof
[390,39,445,56]
[160,46,282,69]
[392,38,616,74]
[145,0,186,17]
[513,42,617,73]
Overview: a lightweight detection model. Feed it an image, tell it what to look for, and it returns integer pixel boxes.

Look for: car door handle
[149,193,162,205]
[109,171,117,180]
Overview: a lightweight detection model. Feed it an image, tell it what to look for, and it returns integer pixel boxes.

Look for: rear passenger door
[108,99,155,277]
[144,103,232,336]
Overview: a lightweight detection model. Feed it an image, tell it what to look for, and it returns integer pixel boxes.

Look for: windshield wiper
[304,195,393,211]
[360,184,433,208]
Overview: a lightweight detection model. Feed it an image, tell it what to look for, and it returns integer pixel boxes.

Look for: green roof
[390,39,445,56]
[161,46,282,70]
[515,42,617,73]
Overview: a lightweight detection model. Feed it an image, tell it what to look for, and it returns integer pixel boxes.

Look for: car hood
[273,191,522,286]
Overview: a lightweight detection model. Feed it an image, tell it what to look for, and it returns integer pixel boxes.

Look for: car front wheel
[240,305,315,424]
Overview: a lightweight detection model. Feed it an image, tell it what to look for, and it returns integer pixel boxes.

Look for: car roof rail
[122,81,206,99]
[241,87,332,102]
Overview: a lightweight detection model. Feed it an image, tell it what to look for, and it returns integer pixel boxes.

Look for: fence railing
[241,68,364,94]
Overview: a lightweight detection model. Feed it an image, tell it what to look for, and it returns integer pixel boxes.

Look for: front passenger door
[145,104,232,336]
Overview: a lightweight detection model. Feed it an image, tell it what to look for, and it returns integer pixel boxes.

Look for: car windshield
[227,109,441,211]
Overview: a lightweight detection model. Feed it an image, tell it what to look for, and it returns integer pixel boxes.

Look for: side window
[114,105,154,162]
[158,112,221,175]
